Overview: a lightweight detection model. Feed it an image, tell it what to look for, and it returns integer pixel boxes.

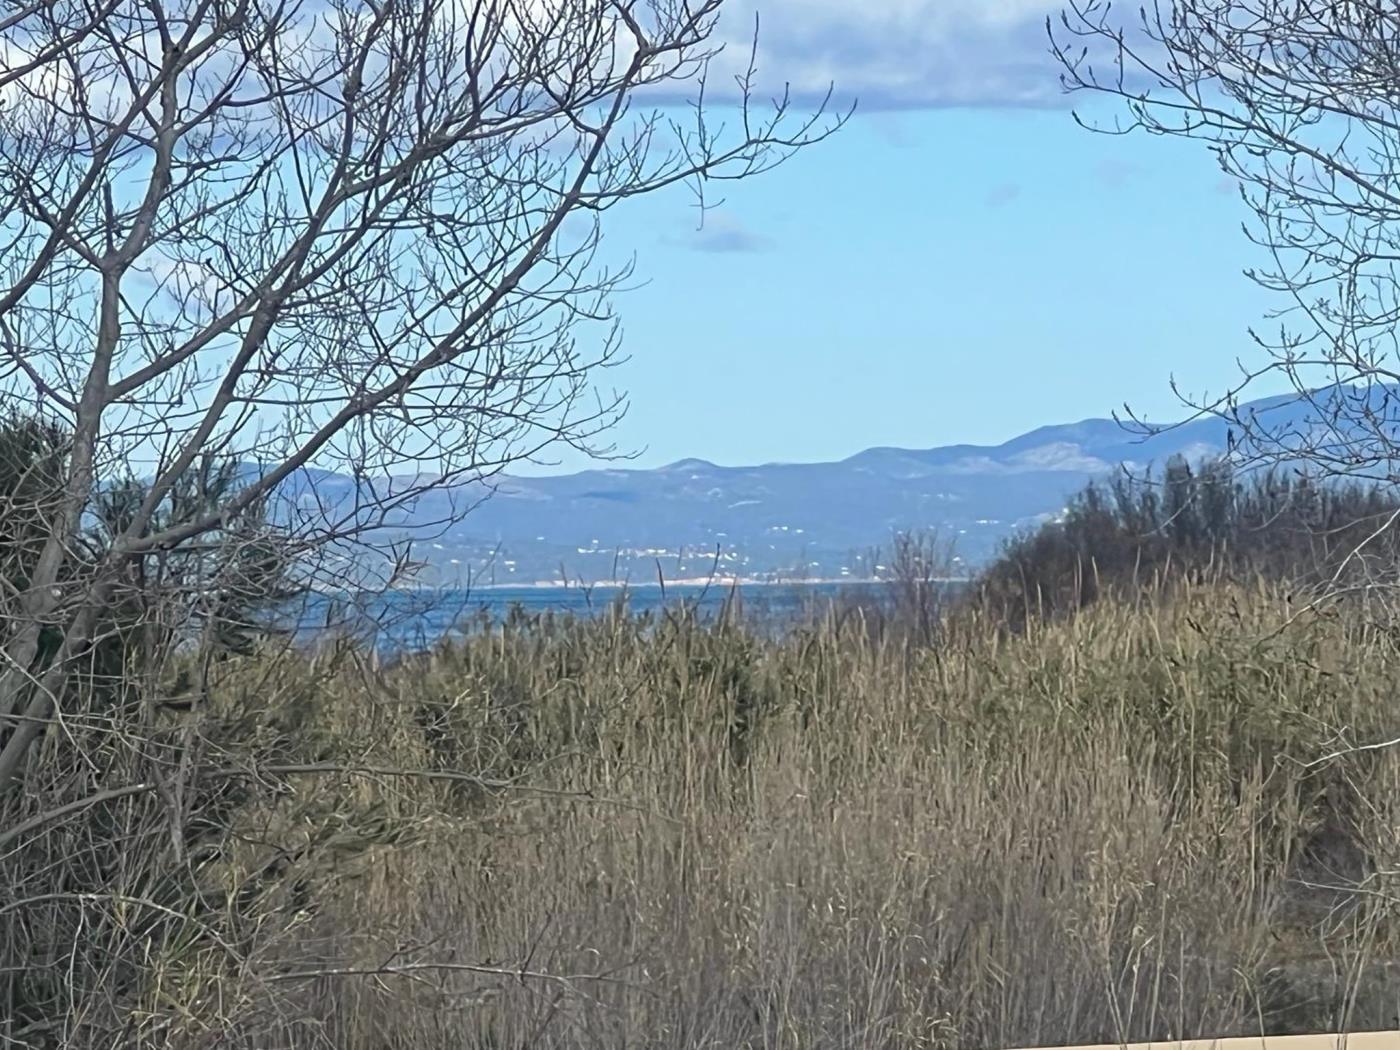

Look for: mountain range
[282,384,1397,586]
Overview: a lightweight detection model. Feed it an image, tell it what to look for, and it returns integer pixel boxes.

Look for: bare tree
[1049,0,1400,599]
[1050,5,1400,457]
[0,0,841,791]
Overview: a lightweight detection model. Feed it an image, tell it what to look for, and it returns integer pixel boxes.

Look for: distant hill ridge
[262,384,1400,584]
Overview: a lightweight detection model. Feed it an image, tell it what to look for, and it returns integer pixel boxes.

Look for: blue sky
[530,2,1288,473]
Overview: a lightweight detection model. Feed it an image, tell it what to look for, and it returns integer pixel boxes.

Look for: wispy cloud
[704,0,1064,110]
[985,183,1022,207]
[1093,157,1147,188]
[866,112,921,148]
[684,210,775,254]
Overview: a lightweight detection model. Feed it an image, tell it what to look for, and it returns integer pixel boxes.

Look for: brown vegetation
[6,570,1400,1047]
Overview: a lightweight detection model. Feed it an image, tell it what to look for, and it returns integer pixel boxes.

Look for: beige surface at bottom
[1008,1033,1400,1050]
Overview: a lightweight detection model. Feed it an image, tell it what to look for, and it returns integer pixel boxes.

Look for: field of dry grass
[7,580,1400,1048]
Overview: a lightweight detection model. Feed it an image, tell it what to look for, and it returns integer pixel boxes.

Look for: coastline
[450,576,971,592]
[306,576,972,597]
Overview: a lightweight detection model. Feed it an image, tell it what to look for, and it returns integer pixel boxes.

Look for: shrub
[976,456,1400,627]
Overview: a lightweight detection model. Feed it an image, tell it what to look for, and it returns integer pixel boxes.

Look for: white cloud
[705,0,1064,109]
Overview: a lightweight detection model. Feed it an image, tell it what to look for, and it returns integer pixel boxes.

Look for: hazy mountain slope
[268,384,1399,585]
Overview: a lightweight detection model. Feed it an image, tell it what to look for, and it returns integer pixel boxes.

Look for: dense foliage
[977,456,1400,625]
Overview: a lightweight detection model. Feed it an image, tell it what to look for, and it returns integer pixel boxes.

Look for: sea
[294,579,915,653]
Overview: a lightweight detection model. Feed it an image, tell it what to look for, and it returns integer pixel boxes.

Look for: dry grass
[8,582,1400,1048]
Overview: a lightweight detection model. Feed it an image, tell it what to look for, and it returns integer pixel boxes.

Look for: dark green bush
[977,456,1400,627]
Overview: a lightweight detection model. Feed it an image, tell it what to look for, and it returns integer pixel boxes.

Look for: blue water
[295,580,903,652]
